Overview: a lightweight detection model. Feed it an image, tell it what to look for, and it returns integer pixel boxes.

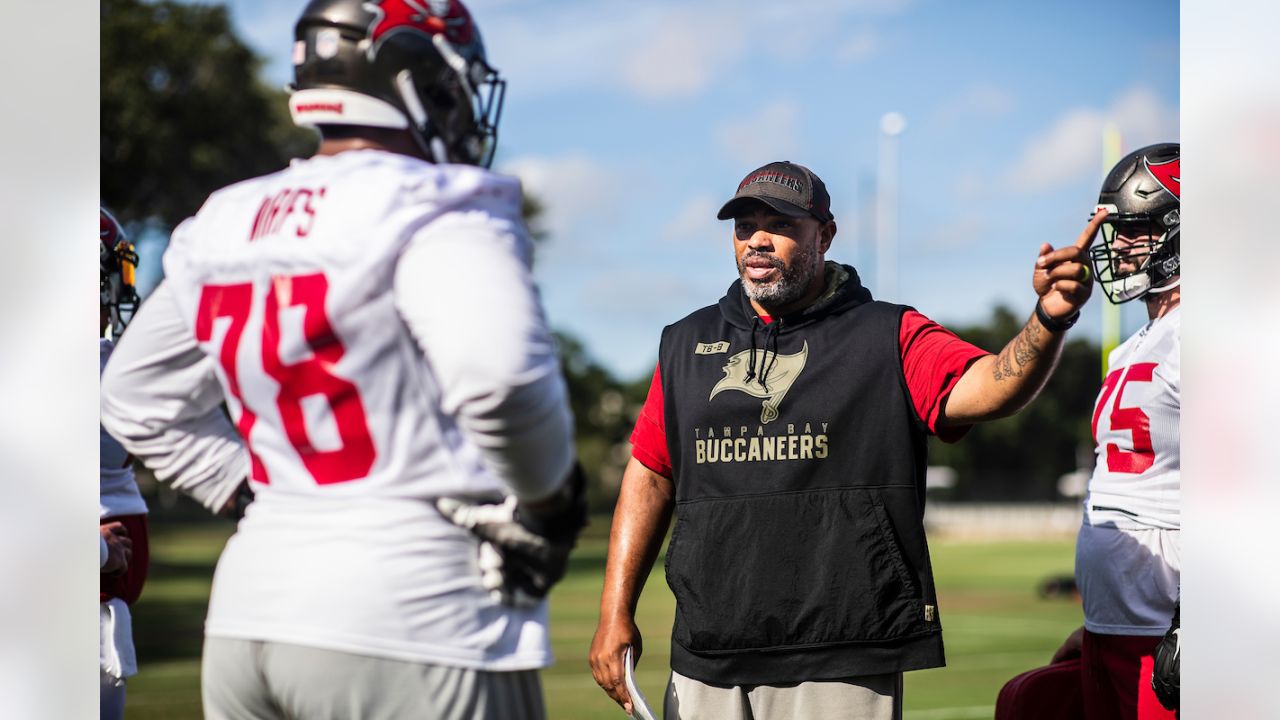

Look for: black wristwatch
[1035,301,1079,333]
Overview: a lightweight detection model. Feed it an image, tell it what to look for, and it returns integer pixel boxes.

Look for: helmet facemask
[101,210,140,339]
[1089,207,1180,304]
[392,36,505,166]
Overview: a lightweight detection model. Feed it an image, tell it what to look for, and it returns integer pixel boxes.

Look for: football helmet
[1089,142,1180,304]
[101,207,140,338]
[288,0,505,167]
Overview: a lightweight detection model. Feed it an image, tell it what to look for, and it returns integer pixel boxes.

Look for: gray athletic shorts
[202,637,546,720]
[664,669,902,720]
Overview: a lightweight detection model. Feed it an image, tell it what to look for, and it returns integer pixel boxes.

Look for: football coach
[589,161,1107,719]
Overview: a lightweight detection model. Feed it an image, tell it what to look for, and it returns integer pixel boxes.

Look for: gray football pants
[202,637,546,720]
[664,669,902,720]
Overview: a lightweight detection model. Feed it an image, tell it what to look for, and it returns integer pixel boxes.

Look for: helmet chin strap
[404,126,443,164]
[1147,277,1181,294]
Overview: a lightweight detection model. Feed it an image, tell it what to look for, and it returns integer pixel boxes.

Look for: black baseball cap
[716,161,834,223]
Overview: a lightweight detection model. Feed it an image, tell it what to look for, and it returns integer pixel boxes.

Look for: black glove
[436,464,587,608]
[1151,600,1179,711]
[221,480,255,521]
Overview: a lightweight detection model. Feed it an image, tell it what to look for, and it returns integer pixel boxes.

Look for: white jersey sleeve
[1084,306,1180,529]
[394,209,572,501]
[101,284,251,514]
[100,339,149,518]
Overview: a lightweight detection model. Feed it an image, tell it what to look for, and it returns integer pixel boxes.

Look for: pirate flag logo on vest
[710,342,808,424]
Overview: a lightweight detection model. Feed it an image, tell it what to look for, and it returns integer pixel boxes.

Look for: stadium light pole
[877,112,906,303]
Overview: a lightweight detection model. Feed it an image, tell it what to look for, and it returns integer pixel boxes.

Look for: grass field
[126,520,1081,719]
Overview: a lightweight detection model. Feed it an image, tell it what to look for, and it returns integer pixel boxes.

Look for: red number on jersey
[195,274,376,485]
[262,273,375,484]
[1094,363,1158,474]
[1092,368,1123,443]
[195,282,270,483]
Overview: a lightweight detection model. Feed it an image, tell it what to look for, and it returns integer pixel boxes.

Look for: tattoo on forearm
[992,319,1043,381]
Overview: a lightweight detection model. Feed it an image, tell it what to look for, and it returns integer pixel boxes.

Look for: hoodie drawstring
[746,316,782,391]
[759,319,781,390]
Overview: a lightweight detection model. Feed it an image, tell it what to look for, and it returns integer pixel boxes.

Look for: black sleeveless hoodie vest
[658,263,945,685]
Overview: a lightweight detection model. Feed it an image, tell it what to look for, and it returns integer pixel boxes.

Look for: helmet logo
[101,213,119,244]
[315,28,342,59]
[1144,156,1180,199]
[364,0,476,54]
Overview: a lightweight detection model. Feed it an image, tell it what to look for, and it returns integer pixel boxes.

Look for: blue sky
[170,0,1179,379]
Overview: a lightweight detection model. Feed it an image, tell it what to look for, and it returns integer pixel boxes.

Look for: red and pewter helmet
[101,207,140,337]
[1089,143,1180,304]
[288,0,505,167]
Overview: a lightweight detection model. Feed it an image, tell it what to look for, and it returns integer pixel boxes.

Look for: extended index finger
[1076,208,1108,250]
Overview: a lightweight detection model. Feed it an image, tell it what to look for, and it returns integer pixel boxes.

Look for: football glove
[436,464,587,608]
[221,480,255,521]
[1151,600,1179,711]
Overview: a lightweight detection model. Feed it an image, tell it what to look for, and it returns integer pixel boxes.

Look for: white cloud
[661,195,721,244]
[204,0,918,102]
[1005,107,1103,191]
[934,83,1015,124]
[1110,86,1179,146]
[476,0,910,101]
[952,172,990,200]
[622,10,746,98]
[771,0,915,14]
[836,29,881,64]
[717,100,804,166]
[493,4,748,100]
[1005,87,1178,192]
[498,154,620,241]
[478,6,630,96]
[920,214,988,250]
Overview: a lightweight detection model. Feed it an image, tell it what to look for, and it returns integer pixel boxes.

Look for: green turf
[126,521,1080,719]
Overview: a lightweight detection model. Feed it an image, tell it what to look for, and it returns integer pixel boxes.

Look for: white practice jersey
[1083,306,1180,530]
[1077,306,1181,634]
[102,149,574,670]
[100,339,146,519]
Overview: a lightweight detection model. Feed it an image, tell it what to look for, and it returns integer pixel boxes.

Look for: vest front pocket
[666,486,932,655]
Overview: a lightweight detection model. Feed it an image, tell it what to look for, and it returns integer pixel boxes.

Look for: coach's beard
[738,249,816,309]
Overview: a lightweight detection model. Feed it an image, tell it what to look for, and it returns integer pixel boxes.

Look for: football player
[997,143,1180,720]
[1068,142,1181,719]
[100,2,583,717]
[99,207,149,720]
